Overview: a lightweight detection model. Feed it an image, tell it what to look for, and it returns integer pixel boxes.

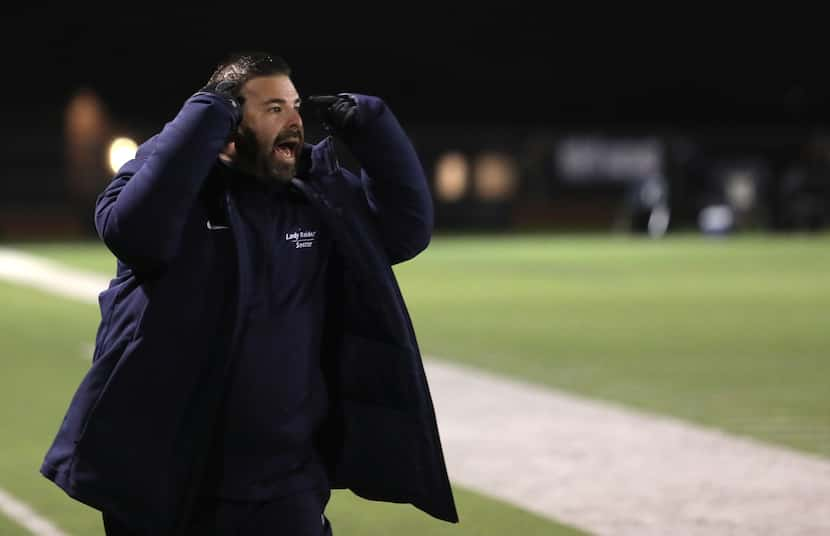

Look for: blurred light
[65,88,111,199]
[434,152,469,202]
[725,171,757,212]
[698,204,734,235]
[108,137,138,173]
[648,205,670,238]
[473,152,519,201]
[66,89,107,141]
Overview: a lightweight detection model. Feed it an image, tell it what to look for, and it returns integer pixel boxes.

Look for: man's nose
[287,108,303,128]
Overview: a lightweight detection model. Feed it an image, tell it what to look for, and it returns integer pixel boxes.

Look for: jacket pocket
[332,333,429,500]
[71,336,130,446]
[336,398,427,501]
[338,332,416,409]
[75,282,150,446]
[92,278,149,363]
[91,281,125,362]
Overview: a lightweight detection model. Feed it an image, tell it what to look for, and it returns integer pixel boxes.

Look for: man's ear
[219,139,237,164]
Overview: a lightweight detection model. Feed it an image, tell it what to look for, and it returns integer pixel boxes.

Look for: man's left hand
[306,93,359,135]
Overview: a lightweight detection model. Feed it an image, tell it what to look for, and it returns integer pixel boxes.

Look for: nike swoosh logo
[206,220,229,230]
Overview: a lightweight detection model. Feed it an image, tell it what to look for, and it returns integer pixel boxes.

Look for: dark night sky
[5,6,830,141]
[3,6,829,231]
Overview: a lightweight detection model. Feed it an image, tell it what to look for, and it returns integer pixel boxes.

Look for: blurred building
[3,116,830,240]
[408,124,830,236]
[3,15,830,240]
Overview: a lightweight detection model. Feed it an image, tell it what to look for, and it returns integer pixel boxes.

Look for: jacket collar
[296,136,340,179]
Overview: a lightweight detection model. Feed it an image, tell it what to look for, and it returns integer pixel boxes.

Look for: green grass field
[3,233,829,534]
[395,233,830,458]
[2,239,586,535]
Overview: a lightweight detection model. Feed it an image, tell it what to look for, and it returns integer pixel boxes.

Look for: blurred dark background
[3,7,830,239]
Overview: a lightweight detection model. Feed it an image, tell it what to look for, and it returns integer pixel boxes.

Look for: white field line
[2,247,830,535]
[0,248,105,305]
[0,487,68,536]
[423,358,830,535]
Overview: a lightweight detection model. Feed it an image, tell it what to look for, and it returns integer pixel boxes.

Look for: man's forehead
[241,75,299,101]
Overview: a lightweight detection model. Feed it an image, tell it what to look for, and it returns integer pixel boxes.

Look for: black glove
[306,93,358,135]
[196,79,243,129]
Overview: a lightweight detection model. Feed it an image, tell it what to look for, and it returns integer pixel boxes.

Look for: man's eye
[269,106,281,113]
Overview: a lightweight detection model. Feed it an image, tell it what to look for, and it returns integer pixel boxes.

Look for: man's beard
[236,128,301,184]
[265,157,296,184]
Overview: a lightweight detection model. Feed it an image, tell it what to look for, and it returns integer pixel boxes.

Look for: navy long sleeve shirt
[202,167,332,501]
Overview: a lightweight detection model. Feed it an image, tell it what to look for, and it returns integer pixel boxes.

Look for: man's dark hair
[205,51,292,97]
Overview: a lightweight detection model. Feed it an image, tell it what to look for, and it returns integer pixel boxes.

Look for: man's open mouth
[274,138,300,160]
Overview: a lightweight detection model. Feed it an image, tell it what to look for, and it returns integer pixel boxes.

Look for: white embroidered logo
[285,229,317,249]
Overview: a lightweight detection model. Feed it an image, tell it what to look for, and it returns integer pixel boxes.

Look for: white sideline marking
[424,358,830,536]
[0,487,68,536]
[0,248,107,305]
[2,247,830,535]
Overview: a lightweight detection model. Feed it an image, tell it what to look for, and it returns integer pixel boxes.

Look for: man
[40,51,458,535]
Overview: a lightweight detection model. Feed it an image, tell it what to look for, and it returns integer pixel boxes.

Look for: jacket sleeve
[94,92,237,274]
[343,95,434,264]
